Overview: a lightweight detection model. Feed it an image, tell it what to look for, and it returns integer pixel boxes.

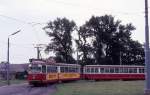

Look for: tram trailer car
[82,65,145,80]
[27,60,80,86]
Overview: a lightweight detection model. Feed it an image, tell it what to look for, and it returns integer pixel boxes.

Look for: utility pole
[34,45,42,59]
[7,30,21,85]
[144,0,150,94]
[7,38,10,85]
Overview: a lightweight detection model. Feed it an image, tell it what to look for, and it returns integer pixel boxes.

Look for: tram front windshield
[29,64,41,73]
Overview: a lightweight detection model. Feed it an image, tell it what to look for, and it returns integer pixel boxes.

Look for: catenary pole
[144,0,150,94]
[7,37,10,85]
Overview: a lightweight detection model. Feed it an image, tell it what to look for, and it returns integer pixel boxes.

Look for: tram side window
[64,67,69,72]
[70,67,74,72]
[105,68,109,73]
[129,68,137,73]
[119,68,123,73]
[42,65,46,73]
[91,68,94,73]
[100,68,104,73]
[87,68,90,73]
[60,67,65,72]
[75,67,79,73]
[95,68,99,73]
[139,68,145,73]
[47,66,51,73]
[124,68,128,73]
[115,68,119,73]
[47,66,57,73]
[68,67,72,72]
[133,68,137,73]
[128,68,132,73]
[60,67,70,73]
[110,68,114,73]
[68,67,77,73]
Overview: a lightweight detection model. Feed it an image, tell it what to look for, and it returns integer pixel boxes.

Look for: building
[0,62,29,80]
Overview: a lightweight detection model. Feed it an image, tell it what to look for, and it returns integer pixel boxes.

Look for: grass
[0,79,27,86]
[54,80,144,95]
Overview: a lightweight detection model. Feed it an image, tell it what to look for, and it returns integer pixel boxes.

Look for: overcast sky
[0,0,147,63]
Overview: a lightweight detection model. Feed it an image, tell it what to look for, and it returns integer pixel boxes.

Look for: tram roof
[30,61,80,66]
[84,65,144,68]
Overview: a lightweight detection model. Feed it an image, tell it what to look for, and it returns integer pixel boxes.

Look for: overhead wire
[0,14,47,48]
[0,1,145,53]
[50,0,144,16]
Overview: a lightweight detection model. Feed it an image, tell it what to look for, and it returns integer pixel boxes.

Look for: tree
[43,18,76,64]
[79,15,121,65]
[107,24,136,65]
[75,26,94,66]
[77,15,144,65]
[121,39,144,65]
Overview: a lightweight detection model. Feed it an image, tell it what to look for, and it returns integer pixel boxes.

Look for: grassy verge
[54,80,144,95]
[0,79,27,86]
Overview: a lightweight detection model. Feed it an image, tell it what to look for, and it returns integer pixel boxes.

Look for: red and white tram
[82,65,145,80]
[27,59,80,86]
[27,59,145,86]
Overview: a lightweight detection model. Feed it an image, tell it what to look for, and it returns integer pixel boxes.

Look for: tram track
[0,83,56,95]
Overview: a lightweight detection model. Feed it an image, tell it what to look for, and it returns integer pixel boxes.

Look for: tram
[82,65,145,80]
[27,59,145,86]
[27,59,80,85]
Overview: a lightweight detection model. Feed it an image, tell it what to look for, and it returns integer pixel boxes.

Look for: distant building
[0,62,29,80]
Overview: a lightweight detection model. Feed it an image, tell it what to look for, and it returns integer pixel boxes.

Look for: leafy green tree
[43,18,76,64]
[80,15,121,65]
[121,39,144,65]
[77,15,144,65]
[75,26,94,66]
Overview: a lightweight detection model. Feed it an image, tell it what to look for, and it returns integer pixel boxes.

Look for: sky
[0,0,147,63]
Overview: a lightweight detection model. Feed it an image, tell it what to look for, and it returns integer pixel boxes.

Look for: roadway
[0,83,56,95]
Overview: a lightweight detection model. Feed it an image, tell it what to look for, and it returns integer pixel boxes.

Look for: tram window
[69,67,76,73]
[91,68,94,73]
[142,69,145,73]
[105,68,109,73]
[30,65,41,73]
[64,67,69,72]
[73,67,76,72]
[142,68,145,73]
[129,68,134,73]
[110,68,114,73]
[76,68,79,72]
[60,67,65,72]
[47,66,57,73]
[95,68,99,73]
[133,68,137,73]
[115,68,119,73]
[47,66,50,72]
[87,68,90,73]
[70,67,74,72]
[42,65,46,73]
[100,68,104,73]
[139,68,144,73]
[53,67,57,72]
[120,68,123,73]
[68,67,72,72]
[124,68,128,73]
